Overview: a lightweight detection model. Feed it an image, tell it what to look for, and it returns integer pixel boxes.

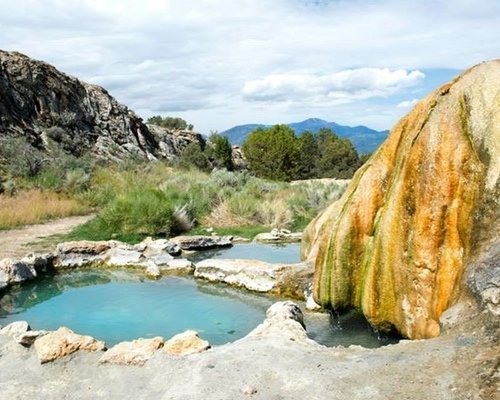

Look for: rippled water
[0,243,398,347]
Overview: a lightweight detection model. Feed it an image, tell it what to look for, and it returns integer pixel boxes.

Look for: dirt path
[0,215,94,259]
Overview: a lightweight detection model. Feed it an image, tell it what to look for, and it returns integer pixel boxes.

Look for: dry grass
[256,198,293,228]
[0,190,87,230]
[202,201,252,228]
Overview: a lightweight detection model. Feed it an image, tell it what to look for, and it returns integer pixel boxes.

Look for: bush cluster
[176,133,234,172]
[242,125,362,181]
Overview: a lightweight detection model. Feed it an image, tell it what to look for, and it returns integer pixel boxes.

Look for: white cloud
[243,69,424,104]
[397,99,420,108]
[0,0,499,132]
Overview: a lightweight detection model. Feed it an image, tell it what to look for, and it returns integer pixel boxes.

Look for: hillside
[221,118,388,154]
[0,50,203,162]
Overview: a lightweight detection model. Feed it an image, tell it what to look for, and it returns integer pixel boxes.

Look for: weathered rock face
[34,326,106,363]
[146,124,206,158]
[99,337,164,366]
[303,60,500,339]
[163,330,210,356]
[0,258,37,284]
[170,235,233,250]
[231,146,248,170]
[0,50,206,162]
[194,258,311,297]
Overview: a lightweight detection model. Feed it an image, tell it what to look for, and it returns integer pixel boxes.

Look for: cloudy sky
[1,0,499,133]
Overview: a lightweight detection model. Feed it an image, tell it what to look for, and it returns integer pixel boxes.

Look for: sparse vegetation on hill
[147,115,194,131]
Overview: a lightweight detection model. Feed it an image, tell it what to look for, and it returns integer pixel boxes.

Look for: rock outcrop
[254,229,302,243]
[194,258,311,296]
[302,60,500,339]
[99,337,165,366]
[0,50,205,162]
[34,327,106,363]
[170,235,233,250]
[163,330,210,356]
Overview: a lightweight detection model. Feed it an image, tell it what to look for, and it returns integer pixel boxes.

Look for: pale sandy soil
[0,215,93,259]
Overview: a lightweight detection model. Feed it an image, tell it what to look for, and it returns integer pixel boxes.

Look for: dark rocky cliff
[0,50,203,161]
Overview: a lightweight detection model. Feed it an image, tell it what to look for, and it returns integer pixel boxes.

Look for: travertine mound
[302,60,500,339]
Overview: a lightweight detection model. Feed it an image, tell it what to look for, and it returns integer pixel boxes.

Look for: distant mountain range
[220,118,389,154]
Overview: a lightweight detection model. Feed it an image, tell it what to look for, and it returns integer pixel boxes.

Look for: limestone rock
[54,240,116,268]
[21,253,54,274]
[255,230,302,243]
[146,124,206,160]
[105,247,144,267]
[34,327,106,363]
[140,237,181,257]
[467,240,500,316]
[145,261,161,279]
[14,330,48,347]
[248,302,309,342]
[99,337,164,366]
[171,235,233,250]
[266,301,305,328]
[194,259,284,292]
[0,258,37,283]
[231,146,248,171]
[163,330,210,356]
[160,259,195,275]
[0,321,30,337]
[303,60,500,339]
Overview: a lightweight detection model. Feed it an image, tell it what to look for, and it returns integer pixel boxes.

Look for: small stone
[99,337,164,366]
[34,327,106,363]
[145,261,161,279]
[14,330,48,346]
[164,330,210,356]
[305,293,322,311]
[240,385,257,395]
[0,321,30,337]
[0,259,37,283]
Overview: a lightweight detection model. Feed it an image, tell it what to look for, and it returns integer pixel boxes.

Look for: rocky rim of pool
[0,235,497,400]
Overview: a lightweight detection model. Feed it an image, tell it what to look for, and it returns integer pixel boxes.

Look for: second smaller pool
[188,242,301,264]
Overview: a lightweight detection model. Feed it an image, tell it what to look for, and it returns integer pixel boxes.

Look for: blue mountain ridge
[220,118,389,154]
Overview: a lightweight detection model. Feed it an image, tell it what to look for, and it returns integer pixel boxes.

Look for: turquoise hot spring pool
[0,243,398,347]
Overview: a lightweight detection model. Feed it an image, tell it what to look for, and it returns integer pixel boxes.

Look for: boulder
[140,237,181,257]
[248,302,309,342]
[34,327,106,363]
[266,301,305,328]
[194,259,310,296]
[145,261,161,279]
[0,321,30,337]
[21,253,54,274]
[105,247,144,267]
[163,330,210,356]
[171,235,233,250]
[99,337,164,366]
[14,330,48,347]
[467,240,500,316]
[302,60,500,339]
[194,259,285,292]
[0,259,37,283]
[255,230,303,243]
[54,240,116,268]
[160,259,195,275]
